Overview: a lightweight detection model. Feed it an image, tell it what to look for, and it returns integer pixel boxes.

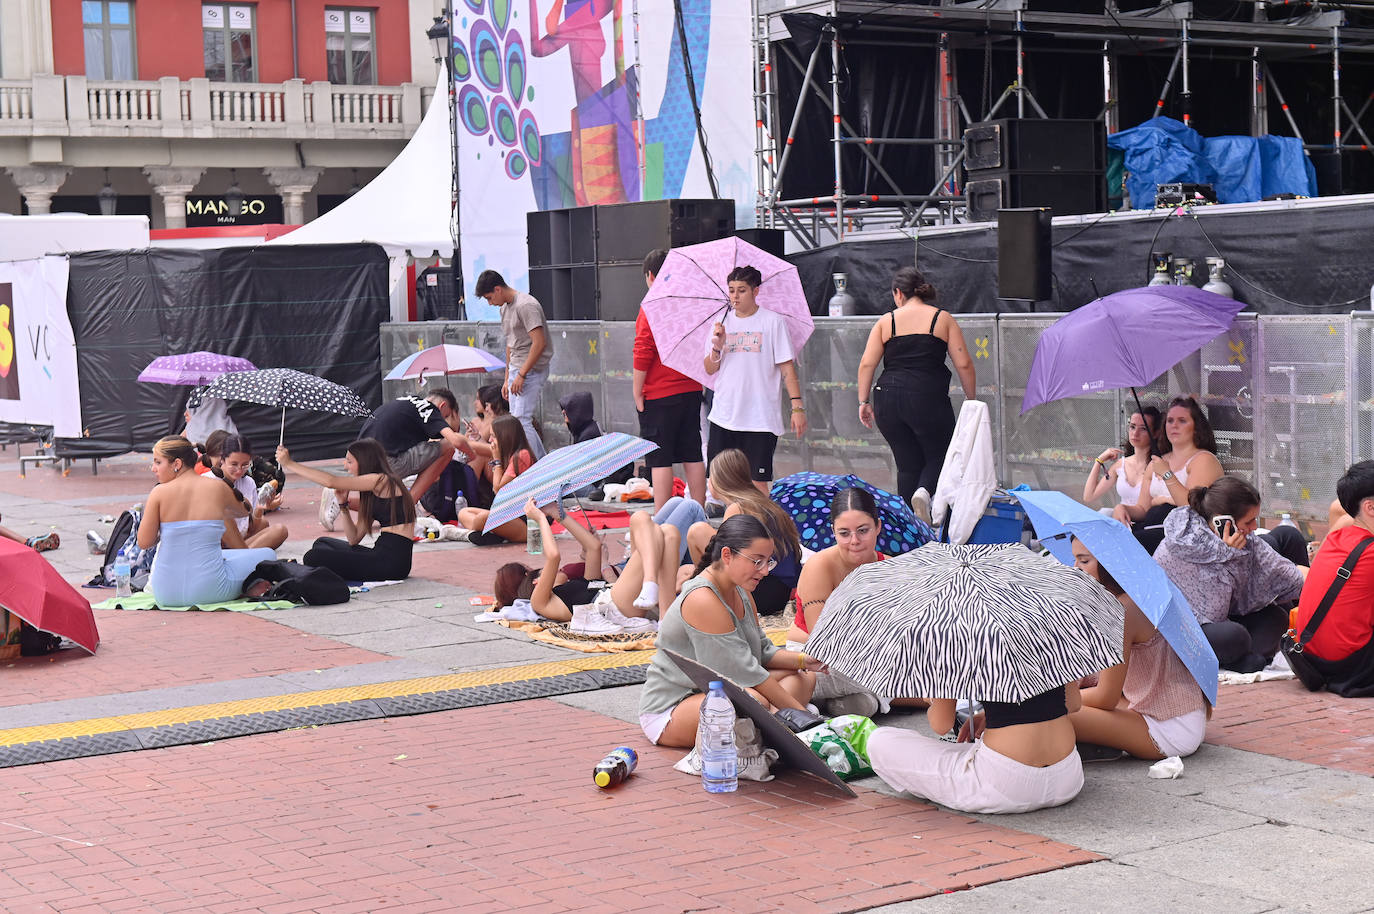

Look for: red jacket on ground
[634,310,701,401]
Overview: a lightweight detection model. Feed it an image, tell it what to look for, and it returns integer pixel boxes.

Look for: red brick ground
[0,700,1098,914]
[1205,679,1374,776]
[0,611,388,709]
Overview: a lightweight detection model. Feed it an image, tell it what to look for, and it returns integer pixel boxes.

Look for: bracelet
[1094,457,1107,469]
[859,399,870,406]
[792,405,806,413]
[796,651,808,671]
[790,396,803,402]
[337,499,349,508]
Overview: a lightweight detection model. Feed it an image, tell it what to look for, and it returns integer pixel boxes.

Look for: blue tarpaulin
[1108,117,1315,208]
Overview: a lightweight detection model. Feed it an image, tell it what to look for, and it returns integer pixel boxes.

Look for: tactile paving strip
[0,660,650,769]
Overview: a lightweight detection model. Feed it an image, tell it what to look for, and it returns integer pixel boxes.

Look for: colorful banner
[0,257,82,437]
[451,0,755,319]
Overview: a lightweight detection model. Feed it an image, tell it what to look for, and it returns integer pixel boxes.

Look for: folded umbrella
[806,543,1124,703]
[385,344,506,381]
[1020,285,1245,417]
[138,351,256,386]
[640,236,814,389]
[0,538,99,654]
[1016,488,1219,704]
[483,433,656,532]
[770,471,934,556]
[201,368,371,445]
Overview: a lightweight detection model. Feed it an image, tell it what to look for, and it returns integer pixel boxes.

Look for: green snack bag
[828,714,877,761]
[798,717,875,781]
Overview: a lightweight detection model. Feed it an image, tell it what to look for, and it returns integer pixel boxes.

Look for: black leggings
[304,531,413,582]
[872,382,956,504]
[1203,604,1290,672]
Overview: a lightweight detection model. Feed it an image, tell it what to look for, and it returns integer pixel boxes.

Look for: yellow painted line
[0,631,790,749]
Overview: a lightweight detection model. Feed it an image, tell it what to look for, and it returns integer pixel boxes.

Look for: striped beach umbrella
[806,543,1124,703]
[483,432,656,532]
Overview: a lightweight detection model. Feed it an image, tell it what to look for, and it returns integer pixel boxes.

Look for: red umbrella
[0,538,99,654]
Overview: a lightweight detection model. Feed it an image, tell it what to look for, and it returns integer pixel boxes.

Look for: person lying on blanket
[492,499,678,634]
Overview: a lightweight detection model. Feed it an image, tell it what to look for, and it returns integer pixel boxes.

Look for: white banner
[0,257,82,437]
[452,0,755,320]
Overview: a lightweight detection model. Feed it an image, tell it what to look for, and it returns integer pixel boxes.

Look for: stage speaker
[596,262,651,322]
[595,199,736,263]
[967,172,1106,222]
[964,119,1106,173]
[529,265,598,321]
[998,207,1052,302]
[733,228,787,258]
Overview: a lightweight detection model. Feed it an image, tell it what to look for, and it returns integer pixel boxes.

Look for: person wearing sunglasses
[640,514,823,748]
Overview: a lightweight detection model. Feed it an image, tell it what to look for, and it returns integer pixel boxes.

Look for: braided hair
[206,432,255,516]
[692,514,771,577]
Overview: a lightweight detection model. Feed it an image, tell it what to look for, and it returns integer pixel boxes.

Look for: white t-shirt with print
[705,306,795,436]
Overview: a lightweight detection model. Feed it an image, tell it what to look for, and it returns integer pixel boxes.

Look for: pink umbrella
[384,344,506,381]
[0,538,99,654]
[640,236,814,388]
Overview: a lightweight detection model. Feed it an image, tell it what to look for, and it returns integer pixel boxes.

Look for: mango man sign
[185,195,285,227]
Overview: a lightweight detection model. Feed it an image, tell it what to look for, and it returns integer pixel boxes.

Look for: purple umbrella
[138,351,256,386]
[1020,286,1245,417]
[640,236,814,389]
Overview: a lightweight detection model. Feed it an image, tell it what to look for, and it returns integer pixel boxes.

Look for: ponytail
[692,514,770,577]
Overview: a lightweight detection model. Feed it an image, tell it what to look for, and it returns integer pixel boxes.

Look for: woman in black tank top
[856,268,977,510]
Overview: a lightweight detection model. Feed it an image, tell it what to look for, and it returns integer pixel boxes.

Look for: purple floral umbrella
[1020,285,1245,422]
[640,236,814,389]
[138,351,256,386]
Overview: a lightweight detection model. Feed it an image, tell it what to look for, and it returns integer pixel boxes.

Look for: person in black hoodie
[559,391,633,497]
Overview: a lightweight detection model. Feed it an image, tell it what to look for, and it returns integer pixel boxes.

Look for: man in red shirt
[1293,461,1374,693]
[633,248,706,512]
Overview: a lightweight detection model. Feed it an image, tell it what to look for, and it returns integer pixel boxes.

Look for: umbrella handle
[279,406,286,448]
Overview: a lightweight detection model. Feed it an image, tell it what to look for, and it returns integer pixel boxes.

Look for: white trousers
[868,726,1084,815]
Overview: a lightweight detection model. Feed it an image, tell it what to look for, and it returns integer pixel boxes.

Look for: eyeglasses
[735,551,778,572]
[835,525,874,541]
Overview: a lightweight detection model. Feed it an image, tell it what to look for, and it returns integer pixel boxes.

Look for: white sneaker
[596,593,657,632]
[910,487,932,525]
[823,692,881,719]
[569,603,624,634]
[318,486,341,531]
[443,527,474,543]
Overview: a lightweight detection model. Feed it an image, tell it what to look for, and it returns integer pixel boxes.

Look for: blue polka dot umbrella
[769,472,934,557]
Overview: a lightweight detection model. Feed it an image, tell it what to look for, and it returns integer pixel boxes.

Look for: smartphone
[1211,514,1235,537]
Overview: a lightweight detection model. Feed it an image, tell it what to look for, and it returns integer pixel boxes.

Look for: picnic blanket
[96,593,295,612]
[550,508,634,534]
[492,614,791,654]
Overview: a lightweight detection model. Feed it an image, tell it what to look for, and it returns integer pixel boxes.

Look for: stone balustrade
[0,75,431,140]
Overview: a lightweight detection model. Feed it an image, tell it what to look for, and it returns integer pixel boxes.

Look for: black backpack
[89,506,158,589]
[244,560,350,606]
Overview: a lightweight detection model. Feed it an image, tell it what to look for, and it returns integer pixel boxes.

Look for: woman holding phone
[1153,477,1308,672]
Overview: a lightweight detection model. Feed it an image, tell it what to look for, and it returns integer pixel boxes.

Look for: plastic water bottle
[1279,513,1298,529]
[526,517,542,555]
[698,680,737,793]
[113,548,132,598]
[256,479,279,508]
[593,746,638,788]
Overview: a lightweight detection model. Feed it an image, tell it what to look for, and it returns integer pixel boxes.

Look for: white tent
[270,76,452,257]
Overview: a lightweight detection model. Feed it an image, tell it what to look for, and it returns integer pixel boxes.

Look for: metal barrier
[380,312,1368,521]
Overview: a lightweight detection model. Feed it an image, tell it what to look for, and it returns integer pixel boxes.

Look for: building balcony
[0,75,434,142]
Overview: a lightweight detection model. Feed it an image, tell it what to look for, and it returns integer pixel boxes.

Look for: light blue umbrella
[482,432,656,532]
[1016,488,1218,704]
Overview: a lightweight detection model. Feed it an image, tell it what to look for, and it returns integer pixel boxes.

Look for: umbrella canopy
[1016,489,1219,704]
[1020,285,1245,414]
[483,433,656,532]
[806,543,1124,703]
[202,368,371,417]
[640,236,814,389]
[138,351,256,386]
[0,538,99,654]
[770,471,934,556]
[384,344,506,381]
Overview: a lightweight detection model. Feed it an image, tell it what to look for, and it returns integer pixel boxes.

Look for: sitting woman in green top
[639,515,824,748]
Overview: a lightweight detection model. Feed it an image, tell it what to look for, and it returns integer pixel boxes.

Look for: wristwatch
[1161,470,1176,481]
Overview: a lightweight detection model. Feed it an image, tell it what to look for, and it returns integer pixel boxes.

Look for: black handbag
[1281,536,1374,697]
[243,560,350,606]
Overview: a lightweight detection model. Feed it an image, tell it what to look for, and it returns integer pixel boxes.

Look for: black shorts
[707,423,778,482]
[638,390,704,468]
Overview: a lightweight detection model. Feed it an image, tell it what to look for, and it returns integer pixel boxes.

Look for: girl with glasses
[640,515,823,748]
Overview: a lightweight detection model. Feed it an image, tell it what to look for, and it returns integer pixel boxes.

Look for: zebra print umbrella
[806,543,1124,703]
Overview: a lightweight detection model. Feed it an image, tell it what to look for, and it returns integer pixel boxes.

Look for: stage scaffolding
[752,0,1374,250]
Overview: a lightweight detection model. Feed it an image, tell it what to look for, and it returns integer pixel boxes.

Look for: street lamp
[225,169,246,218]
[426,9,465,320]
[97,168,118,216]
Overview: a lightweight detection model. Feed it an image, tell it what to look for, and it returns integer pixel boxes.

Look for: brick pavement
[1,610,387,710]
[0,700,1098,914]
[1206,679,1374,777]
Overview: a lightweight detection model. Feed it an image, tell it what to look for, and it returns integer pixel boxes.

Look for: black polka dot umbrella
[201,368,371,444]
